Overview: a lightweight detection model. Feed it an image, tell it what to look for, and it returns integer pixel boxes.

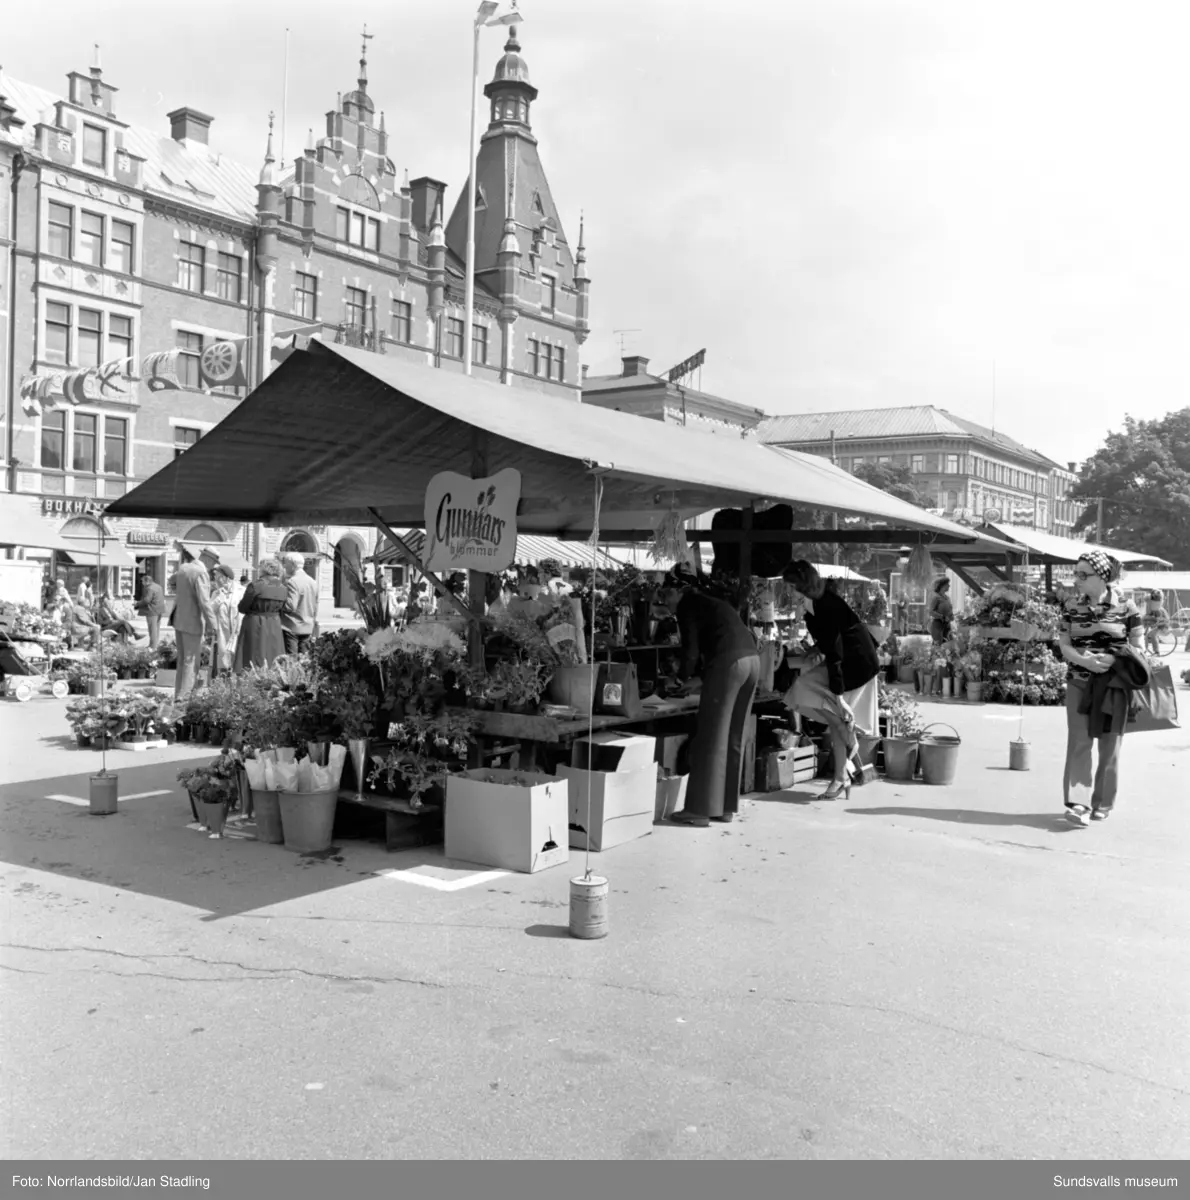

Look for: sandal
[1065,805,1091,827]
[1090,809,1110,822]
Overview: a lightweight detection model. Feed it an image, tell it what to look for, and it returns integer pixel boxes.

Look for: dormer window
[82,124,107,168]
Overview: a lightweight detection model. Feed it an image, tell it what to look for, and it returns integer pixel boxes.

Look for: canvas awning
[981,522,1172,568]
[106,341,1020,560]
[812,563,873,583]
[0,494,84,553]
[58,537,136,568]
[373,530,626,572]
[1116,570,1190,595]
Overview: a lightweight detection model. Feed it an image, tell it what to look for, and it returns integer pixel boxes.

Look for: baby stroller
[0,615,70,702]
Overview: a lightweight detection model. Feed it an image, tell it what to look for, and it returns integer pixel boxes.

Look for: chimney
[167,107,214,145]
[1067,461,1077,473]
[410,176,447,233]
[621,355,650,377]
[581,364,589,380]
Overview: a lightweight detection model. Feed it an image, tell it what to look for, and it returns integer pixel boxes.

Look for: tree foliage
[1070,409,1190,568]
[851,461,932,510]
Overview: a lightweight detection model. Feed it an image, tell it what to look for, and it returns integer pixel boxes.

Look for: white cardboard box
[445,769,571,874]
[569,732,657,774]
[559,764,656,851]
[655,774,688,822]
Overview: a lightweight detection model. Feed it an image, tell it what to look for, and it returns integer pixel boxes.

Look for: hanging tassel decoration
[905,544,935,591]
[649,509,695,569]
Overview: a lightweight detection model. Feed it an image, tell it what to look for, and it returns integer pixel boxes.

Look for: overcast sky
[7,0,1188,464]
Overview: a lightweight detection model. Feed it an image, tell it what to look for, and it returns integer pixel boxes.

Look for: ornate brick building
[0,27,590,608]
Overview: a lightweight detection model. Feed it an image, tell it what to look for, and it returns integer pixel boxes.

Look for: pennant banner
[270,322,322,371]
[143,350,183,392]
[199,338,249,390]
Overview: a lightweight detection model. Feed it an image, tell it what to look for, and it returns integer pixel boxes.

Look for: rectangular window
[552,344,565,382]
[351,212,365,247]
[48,202,73,258]
[528,337,541,376]
[335,208,349,242]
[78,211,104,267]
[472,323,488,365]
[852,456,865,468]
[542,274,557,315]
[41,410,66,471]
[878,455,891,465]
[176,330,203,389]
[73,413,97,473]
[345,286,368,327]
[294,272,318,319]
[215,252,242,302]
[110,219,134,274]
[910,454,924,472]
[109,314,133,361]
[178,241,205,293]
[77,308,102,368]
[174,426,201,458]
[446,317,465,359]
[945,454,959,474]
[82,124,107,167]
[45,302,71,364]
[364,218,380,252]
[103,417,128,475]
[391,300,412,343]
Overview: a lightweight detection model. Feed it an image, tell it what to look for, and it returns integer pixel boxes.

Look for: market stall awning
[981,522,1172,568]
[105,341,1019,560]
[812,563,873,583]
[180,541,249,574]
[0,494,83,553]
[58,537,136,568]
[373,530,626,572]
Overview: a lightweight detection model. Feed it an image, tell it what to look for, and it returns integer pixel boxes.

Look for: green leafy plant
[367,711,476,805]
[177,753,241,806]
[878,679,925,738]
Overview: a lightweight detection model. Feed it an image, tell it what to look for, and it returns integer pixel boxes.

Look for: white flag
[478,0,522,27]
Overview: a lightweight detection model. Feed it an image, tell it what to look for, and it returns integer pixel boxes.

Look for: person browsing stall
[1058,552,1147,826]
[655,568,760,827]
[280,552,319,655]
[233,559,288,670]
[782,560,880,802]
[135,575,167,650]
[171,547,217,700]
[928,578,954,645]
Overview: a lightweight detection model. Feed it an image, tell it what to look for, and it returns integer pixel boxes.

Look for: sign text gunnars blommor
[423,468,521,573]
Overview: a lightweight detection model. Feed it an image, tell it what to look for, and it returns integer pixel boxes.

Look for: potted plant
[155,639,179,689]
[367,711,474,808]
[878,680,925,780]
[489,658,551,715]
[177,753,240,835]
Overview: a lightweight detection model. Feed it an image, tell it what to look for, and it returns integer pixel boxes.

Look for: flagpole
[463,12,482,377]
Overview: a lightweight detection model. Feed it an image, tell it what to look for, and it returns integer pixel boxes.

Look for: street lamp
[464,0,523,376]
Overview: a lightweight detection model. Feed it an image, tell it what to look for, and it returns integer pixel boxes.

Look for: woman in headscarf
[232,559,288,671]
[654,568,760,826]
[782,560,881,802]
[1058,551,1146,826]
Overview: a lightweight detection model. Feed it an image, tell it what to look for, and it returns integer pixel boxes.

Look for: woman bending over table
[782,560,881,802]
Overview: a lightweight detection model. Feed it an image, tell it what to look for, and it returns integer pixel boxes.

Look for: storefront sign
[423,468,520,572]
[127,531,169,546]
[40,497,93,517]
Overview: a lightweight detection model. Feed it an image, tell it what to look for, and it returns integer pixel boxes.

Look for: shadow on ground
[844,805,1078,832]
[0,759,453,920]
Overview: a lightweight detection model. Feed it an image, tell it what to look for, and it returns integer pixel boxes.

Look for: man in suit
[135,574,167,649]
[280,552,319,655]
[171,547,217,699]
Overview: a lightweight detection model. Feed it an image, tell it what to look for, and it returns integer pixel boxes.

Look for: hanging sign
[423,468,520,572]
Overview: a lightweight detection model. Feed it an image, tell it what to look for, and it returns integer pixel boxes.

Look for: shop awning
[0,494,83,553]
[1117,570,1190,595]
[981,522,1172,568]
[373,530,627,571]
[812,563,873,583]
[58,537,136,568]
[106,341,1020,559]
[180,541,249,574]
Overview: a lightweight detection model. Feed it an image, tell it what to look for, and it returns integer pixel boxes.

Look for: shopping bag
[595,661,642,719]
[1128,665,1180,734]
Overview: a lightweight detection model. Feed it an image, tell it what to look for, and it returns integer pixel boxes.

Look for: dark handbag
[1127,664,1179,734]
[595,661,643,719]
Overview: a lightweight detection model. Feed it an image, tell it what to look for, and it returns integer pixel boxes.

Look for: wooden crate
[758,745,817,792]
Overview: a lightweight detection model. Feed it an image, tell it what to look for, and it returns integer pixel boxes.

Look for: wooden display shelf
[336,789,443,852]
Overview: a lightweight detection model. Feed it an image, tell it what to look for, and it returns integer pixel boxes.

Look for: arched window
[185,523,223,543]
[60,517,105,539]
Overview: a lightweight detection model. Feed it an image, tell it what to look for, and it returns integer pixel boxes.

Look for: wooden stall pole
[1044,562,1053,595]
[738,502,754,623]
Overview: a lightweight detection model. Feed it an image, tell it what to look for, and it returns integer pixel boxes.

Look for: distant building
[583,355,765,436]
[0,26,590,608]
[757,405,1087,536]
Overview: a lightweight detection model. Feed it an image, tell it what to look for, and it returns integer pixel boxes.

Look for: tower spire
[259,111,277,186]
[359,24,374,93]
[90,43,103,105]
[574,209,587,281]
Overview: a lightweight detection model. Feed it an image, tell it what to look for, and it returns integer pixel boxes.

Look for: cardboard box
[569,732,656,774]
[653,734,689,776]
[759,745,818,792]
[655,773,688,822]
[558,764,656,851]
[445,769,571,874]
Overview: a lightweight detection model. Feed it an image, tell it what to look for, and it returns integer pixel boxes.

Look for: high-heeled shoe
[821,762,854,802]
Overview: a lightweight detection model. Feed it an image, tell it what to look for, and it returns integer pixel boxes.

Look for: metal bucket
[569,874,609,940]
[918,723,961,786]
[882,737,919,781]
[1009,739,1031,771]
